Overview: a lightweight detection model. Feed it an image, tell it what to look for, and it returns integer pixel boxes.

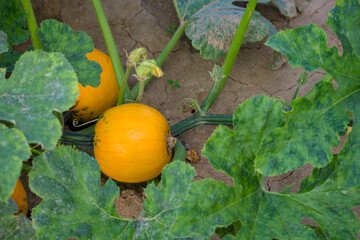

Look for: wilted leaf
[0,198,36,239]
[241,0,312,18]
[177,0,276,61]
[0,50,79,149]
[0,124,30,200]
[38,19,101,87]
[258,0,360,175]
[0,0,29,46]
[29,147,197,239]
[171,95,360,239]
[267,51,287,70]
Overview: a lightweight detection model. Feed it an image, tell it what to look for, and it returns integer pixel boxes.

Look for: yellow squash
[70,48,120,122]
[94,103,172,183]
[10,179,28,215]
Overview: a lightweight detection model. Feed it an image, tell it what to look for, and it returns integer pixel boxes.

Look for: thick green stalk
[22,0,42,50]
[117,67,131,105]
[157,23,188,67]
[170,114,232,137]
[200,0,258,113]
[91,0,132,101]
[131,23,188,97]
[291,84,301,102]
[291,71,308,102]
[60,131,94,152]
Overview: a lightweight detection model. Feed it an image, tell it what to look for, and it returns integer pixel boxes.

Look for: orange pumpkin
[10,179,28,215]
[70,48,120,122]
[93,103,172,183]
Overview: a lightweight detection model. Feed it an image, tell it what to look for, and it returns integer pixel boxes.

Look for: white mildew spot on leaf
[0,50,79,149]
[29,147,197,239]
[0,125,30,200]
[262,0,360,177]
[171,1,360,239]
[178,0,277,61]
[38,19,101,87]
[0,199,36,239]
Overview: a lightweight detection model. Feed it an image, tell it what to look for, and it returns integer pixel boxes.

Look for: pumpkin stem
[167,136,177,155]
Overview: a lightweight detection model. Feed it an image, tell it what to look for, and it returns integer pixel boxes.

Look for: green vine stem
[291,84,301,102]
[157,23,188,69]
[59,131,94,152]
[170,114,232,137]
[131,22,188,98]
[118,66,131,105]
[200,0,258,113]
[22,0,42,50]
[91,0,132,102]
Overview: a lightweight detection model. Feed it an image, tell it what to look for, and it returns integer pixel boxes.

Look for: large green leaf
[0,199,36,240]
[171,95,360,239]
[0,0,29,46]
[38,19,101,87]
[177,0,276,61]
[29,147,197,239]
[0,30,9,54]
[0,124,30,201]
[255,0,360,175]
[0,50,79,149]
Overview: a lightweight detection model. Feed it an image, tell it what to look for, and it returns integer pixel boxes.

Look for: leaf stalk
[291,71,308,102]
[200,0,258,113]
[91,0,132,101]
[21,0,42,50]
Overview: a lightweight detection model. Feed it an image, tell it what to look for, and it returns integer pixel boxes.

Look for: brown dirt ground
[24,0,359,238]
